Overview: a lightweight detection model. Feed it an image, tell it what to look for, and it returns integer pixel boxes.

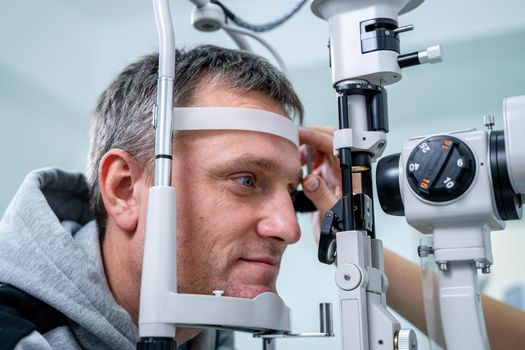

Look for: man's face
[137,85,302,299]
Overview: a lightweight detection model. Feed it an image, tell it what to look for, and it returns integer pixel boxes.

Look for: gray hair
[87,45,304,236]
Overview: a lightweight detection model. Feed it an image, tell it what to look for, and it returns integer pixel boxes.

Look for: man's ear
[99,149,145,233]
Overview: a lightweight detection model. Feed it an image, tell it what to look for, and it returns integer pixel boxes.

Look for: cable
[223,25,252,51]
[211,0,307,33]
[222,23,289,76]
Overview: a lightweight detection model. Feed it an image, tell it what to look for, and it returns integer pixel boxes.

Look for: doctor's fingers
[306,125,336,135]
[299,128,339,170]
[299,127,333,155]
[302,174,338,217]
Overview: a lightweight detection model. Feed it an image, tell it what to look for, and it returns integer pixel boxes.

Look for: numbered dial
[407,136,476,202]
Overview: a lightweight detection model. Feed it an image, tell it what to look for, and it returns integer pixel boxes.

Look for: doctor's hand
[299,126,353,241]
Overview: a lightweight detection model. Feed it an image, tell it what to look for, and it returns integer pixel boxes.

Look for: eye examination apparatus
[132,0,525,349]
[2,1,523,350]
[132,0,525,350]
[135,1,525,350]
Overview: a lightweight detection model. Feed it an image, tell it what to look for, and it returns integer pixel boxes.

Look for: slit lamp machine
[136,1,525,349]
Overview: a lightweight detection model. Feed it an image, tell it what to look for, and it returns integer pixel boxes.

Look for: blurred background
[1,1,525,349]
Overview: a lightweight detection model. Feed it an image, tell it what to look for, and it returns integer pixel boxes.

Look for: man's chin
[223,284,277,299]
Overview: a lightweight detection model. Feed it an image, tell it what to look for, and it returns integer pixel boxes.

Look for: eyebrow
[211,154,303,184]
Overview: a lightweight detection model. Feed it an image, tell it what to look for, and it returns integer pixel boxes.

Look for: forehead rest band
[172,107,299,147]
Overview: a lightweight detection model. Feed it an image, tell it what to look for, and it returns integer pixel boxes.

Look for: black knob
[376,153,404,216]
[490,130,523,220]
[406,136,476,202]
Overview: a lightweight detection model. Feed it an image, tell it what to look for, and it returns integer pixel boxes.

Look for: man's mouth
[224,256,281,297]
[238,256,280,274]
[240,256,279,265]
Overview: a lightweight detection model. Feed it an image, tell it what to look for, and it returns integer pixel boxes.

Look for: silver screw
[484,115,495,130]
[344,273,351,281]
[418,245,433,258]
[475,261,484,269]
[482,266,491,274]
[438,262,448,271]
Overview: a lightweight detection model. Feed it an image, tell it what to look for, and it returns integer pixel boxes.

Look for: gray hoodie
[0,168,233,350]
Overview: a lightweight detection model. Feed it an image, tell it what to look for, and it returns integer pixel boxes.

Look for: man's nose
[255,190,301,244]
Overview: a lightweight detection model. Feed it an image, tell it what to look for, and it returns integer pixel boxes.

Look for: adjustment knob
[406,135,476,202]
[396,329,417,350]
[419,45,442,65]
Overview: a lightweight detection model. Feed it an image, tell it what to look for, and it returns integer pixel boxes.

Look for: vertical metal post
[262,338,276,350]
[319,302,334,335]
[337,93,355,231]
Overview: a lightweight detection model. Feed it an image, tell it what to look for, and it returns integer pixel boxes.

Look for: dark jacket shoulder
[0,284,67,349]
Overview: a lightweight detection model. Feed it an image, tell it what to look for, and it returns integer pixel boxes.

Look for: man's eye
[234,175,255,188]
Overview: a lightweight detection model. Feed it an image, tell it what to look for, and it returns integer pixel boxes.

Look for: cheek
[177,182,254,251]
[128,225,146,290]
[175,211,251,293]
[175,215,220,293]
[170,171,260,293]
[134,199,150,269]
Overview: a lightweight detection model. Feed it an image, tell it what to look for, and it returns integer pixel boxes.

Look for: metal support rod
[263,338,276,350]
[338,94,355,231]
[154,77,174,186]
[361,168,376,239]
[137,1,178,348]
[153,0,176,187]
[438,261,489,350]
[319,303,334,335]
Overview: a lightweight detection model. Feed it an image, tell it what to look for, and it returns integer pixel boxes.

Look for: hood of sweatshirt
[0,168,138,349]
